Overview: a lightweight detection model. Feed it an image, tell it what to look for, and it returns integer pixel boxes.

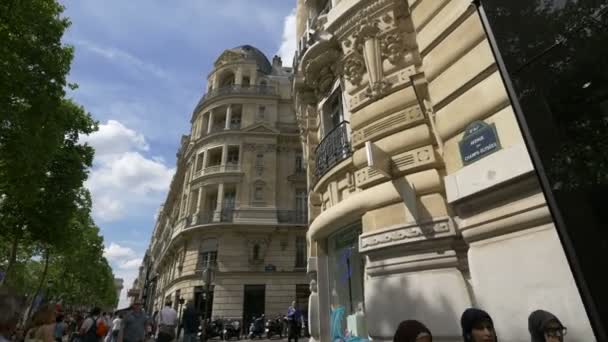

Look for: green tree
[0,0,98,285]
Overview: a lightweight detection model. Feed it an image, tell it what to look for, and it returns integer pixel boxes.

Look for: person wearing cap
[393,320,432,342]
[460,308,497,342]
[528,310,567,342]
[118,302,150,342]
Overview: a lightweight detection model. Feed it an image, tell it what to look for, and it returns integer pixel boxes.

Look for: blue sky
[60,0,297,308]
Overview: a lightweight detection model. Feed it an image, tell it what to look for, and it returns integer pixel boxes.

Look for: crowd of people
[1,292,569,342]
[392,308,568,342]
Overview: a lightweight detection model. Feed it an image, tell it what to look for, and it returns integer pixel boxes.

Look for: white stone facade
[293,0,594,341]
[142,46,308,323]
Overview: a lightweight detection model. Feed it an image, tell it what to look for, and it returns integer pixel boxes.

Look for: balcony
[277,210,308,224]
[194,163,241,179]
[314,121,352,179]
[195,85,278,112]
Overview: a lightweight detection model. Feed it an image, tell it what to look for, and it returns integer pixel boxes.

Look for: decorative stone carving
[342,53,366,86]
[302,48,342,97]
[359,217,455,253]
[381,32,407,65]
[246,237,271,265]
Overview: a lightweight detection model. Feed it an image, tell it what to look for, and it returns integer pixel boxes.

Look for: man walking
[181,301,200,342]
[156,301,177,342]
[287,301,301,342]
[118,302,150,342]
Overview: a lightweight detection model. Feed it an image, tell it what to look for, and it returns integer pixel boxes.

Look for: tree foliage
[0,0,116,308]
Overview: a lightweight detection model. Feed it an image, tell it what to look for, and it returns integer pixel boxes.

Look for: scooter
[248,316,265,340]
[265,315,283,339]
[222,319,240,340]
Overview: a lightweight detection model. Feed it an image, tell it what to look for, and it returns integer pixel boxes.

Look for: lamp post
[201,266,216,342]
[178,297,185,339]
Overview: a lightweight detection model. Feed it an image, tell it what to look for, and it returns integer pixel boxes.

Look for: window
[230,113,241,129]
[198,238,218,269]
[242,76,250,87]
[296,189,308,223]
[324,88,344,136]
[295,236,307,268]
[327,223,365,339]
[253,244,260,261]
[295,152,304,173]
[227,147,239,164]
[257,105,266,121]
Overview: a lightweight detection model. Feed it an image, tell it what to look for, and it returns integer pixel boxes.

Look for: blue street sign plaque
[459,121,502,165]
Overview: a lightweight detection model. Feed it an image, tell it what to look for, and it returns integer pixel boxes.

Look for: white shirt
[112,318,122,331]
[157,307,178,326]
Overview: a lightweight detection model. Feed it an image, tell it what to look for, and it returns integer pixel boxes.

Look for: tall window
[295,236,307,268]
[323,88,344,136]
[198,238,218,269]
[295,152,304,173]
[296,189,307,222]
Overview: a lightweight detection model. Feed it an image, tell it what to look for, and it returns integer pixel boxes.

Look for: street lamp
[201,266,216,342]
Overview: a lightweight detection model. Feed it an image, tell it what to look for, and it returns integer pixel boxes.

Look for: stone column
[202,150,209,174]
[192,187,203,224]
[221,145,228,169]
[213,183,225,222]
[235,67,243,85]
[251,69,257,86]
[207,111,214,134]
[225,105,232,130]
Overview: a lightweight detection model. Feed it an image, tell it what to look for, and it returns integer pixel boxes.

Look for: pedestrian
[79,308,104,342]
[0,293,20,342]
[26,304,57,342]
[109,315,122,342]
[460,308,497,342]
[181,301,200,342]
[157,301,178,342]
[528,310,567,342]
[393,320,432,342]
[118,302,150,342]
[54,315,68,342]
[287,301,302,342]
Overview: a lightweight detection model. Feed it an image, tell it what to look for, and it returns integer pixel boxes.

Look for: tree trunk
[25,248,51,322]
[0,234,20,287]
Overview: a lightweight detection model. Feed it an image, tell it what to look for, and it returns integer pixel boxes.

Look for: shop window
[327,223,366,339]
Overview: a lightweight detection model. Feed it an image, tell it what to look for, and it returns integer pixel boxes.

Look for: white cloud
[119,257,143,270]
[83,120,175,222]
[104,242,136,261]
[277,8,297,66]
[81,119,149,157]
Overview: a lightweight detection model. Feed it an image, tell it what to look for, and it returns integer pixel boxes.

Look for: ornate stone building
[143,45,309,323]
[293,0,595,341]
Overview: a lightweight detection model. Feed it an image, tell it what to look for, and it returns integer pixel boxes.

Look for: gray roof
[228,45,272,74]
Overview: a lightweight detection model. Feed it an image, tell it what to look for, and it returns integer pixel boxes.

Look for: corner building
[147,45,309,324]
[293,1,595,341]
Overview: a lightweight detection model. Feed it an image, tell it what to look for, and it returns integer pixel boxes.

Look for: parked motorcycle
[265,315,283,339]
[248,315,265,340]
[222,319,241,340]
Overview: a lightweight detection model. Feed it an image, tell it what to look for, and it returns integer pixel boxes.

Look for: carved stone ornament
[246,237,270,264]
[342,53,366,86]
[302,49,342,97]
[381,32,407,66]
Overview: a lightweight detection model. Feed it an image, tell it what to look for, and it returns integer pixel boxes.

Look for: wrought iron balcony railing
[314,121,351,179]
[277,210,308,224]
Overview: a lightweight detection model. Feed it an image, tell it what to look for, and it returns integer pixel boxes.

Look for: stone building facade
[293,0,595,341]
[143,45,309,323]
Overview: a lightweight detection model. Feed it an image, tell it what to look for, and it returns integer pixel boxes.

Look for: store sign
[459,121,501,165]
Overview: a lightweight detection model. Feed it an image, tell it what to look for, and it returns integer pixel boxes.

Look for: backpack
[96,319,108,337]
